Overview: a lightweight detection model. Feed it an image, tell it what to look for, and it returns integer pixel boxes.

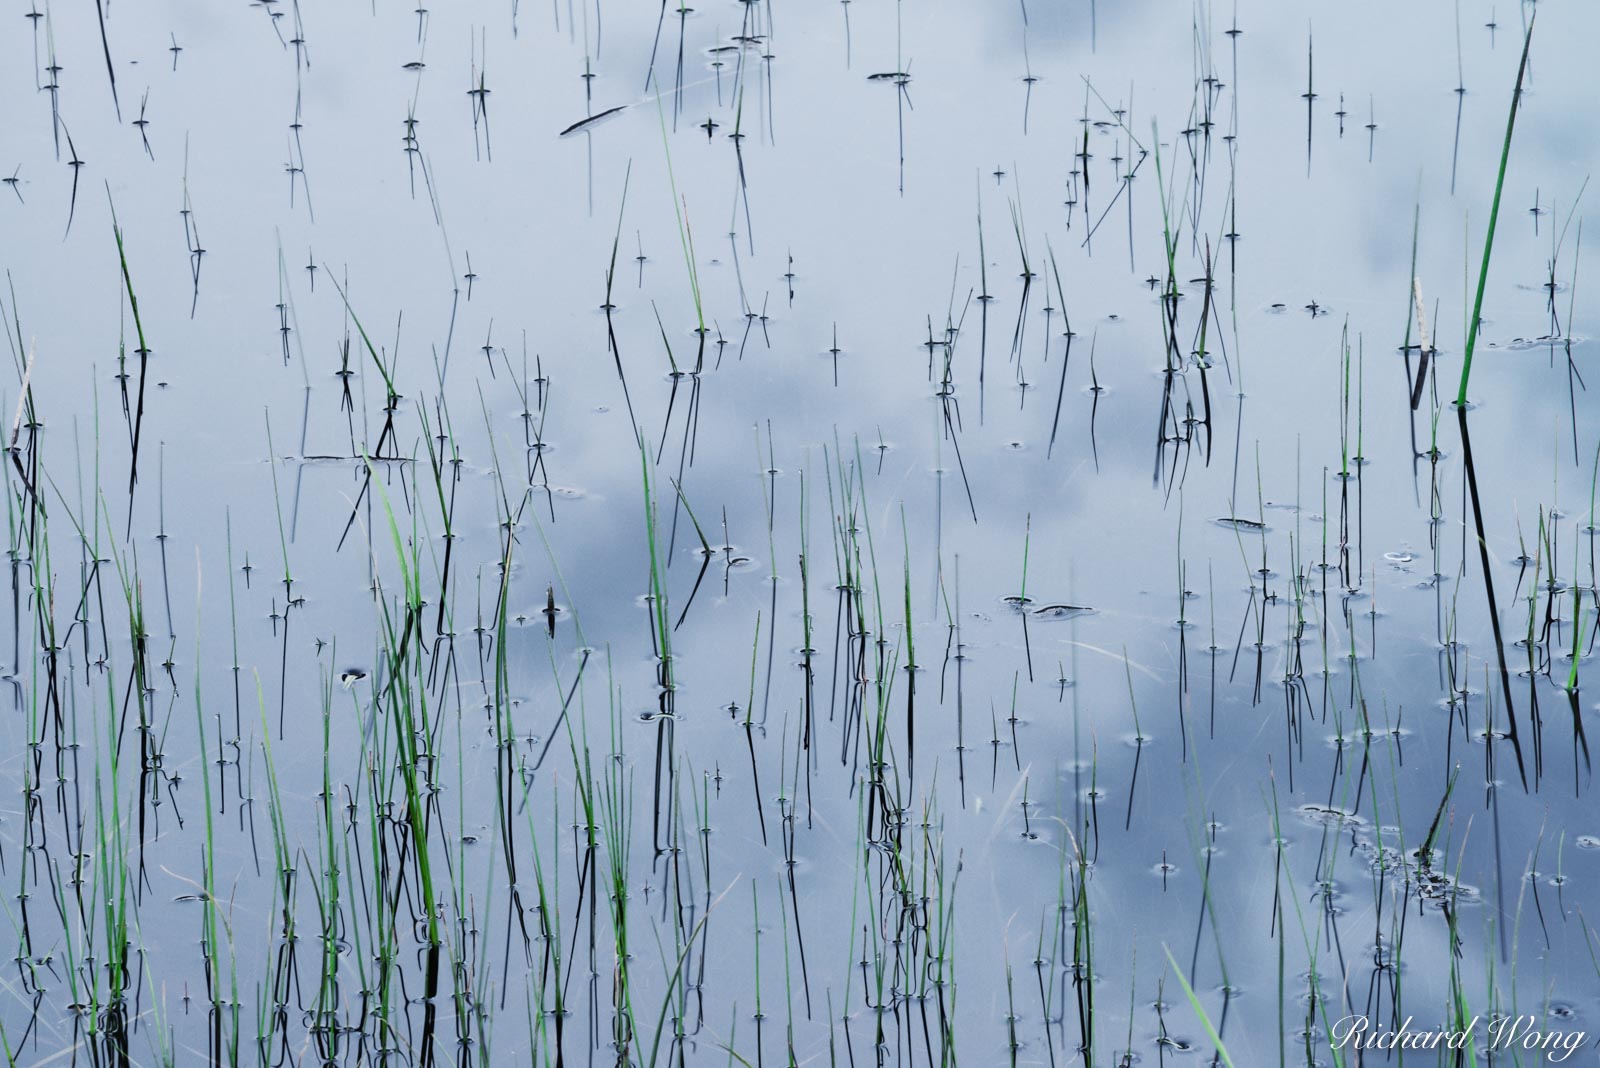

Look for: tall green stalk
[1455,14,1536,404]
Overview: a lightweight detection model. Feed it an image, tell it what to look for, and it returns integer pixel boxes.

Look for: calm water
[2,1,1598,1064]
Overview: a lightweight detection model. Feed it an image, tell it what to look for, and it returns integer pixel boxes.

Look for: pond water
[2,0,1598,1065]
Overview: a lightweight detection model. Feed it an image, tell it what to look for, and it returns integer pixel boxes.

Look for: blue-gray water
[2,1,1598,1064]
